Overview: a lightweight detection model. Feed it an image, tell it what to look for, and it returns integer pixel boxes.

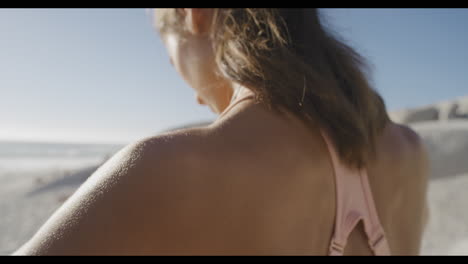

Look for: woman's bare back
[193,97,429,255]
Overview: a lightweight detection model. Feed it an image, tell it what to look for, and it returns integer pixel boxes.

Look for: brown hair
[155,8,390,169]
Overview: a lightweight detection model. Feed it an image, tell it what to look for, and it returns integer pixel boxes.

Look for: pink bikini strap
[320,130,391,256]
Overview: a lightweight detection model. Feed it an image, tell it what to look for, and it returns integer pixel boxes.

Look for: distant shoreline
[0,139,125,147]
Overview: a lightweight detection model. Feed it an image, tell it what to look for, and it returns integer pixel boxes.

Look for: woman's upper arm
[12,134,198,255]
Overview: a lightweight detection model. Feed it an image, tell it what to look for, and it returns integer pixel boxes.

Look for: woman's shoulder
[13,126,219,255]
[387,122,428,168]
[393,122,424,149]
[130,126,210,159]
[115,126,216,180]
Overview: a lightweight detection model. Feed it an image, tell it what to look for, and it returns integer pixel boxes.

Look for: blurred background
[0,8,467,255]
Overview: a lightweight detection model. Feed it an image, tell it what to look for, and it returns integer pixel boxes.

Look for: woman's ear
[183,8,213,35]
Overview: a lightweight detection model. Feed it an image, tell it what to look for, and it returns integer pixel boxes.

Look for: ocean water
[0,141,124,174]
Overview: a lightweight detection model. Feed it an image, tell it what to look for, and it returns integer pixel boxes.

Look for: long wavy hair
[154,8,390,169]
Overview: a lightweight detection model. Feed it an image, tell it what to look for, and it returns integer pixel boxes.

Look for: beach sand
[0,166,100,255]
[422,172,468,255]
[412,120,468,255]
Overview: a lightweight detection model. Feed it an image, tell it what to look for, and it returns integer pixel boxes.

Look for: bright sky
[1,8,467,144]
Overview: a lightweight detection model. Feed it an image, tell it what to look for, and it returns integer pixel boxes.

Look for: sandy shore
[421,172,468,255]
[0,166,99,255]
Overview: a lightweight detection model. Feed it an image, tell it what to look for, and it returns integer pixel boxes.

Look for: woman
[13,8,429,255]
